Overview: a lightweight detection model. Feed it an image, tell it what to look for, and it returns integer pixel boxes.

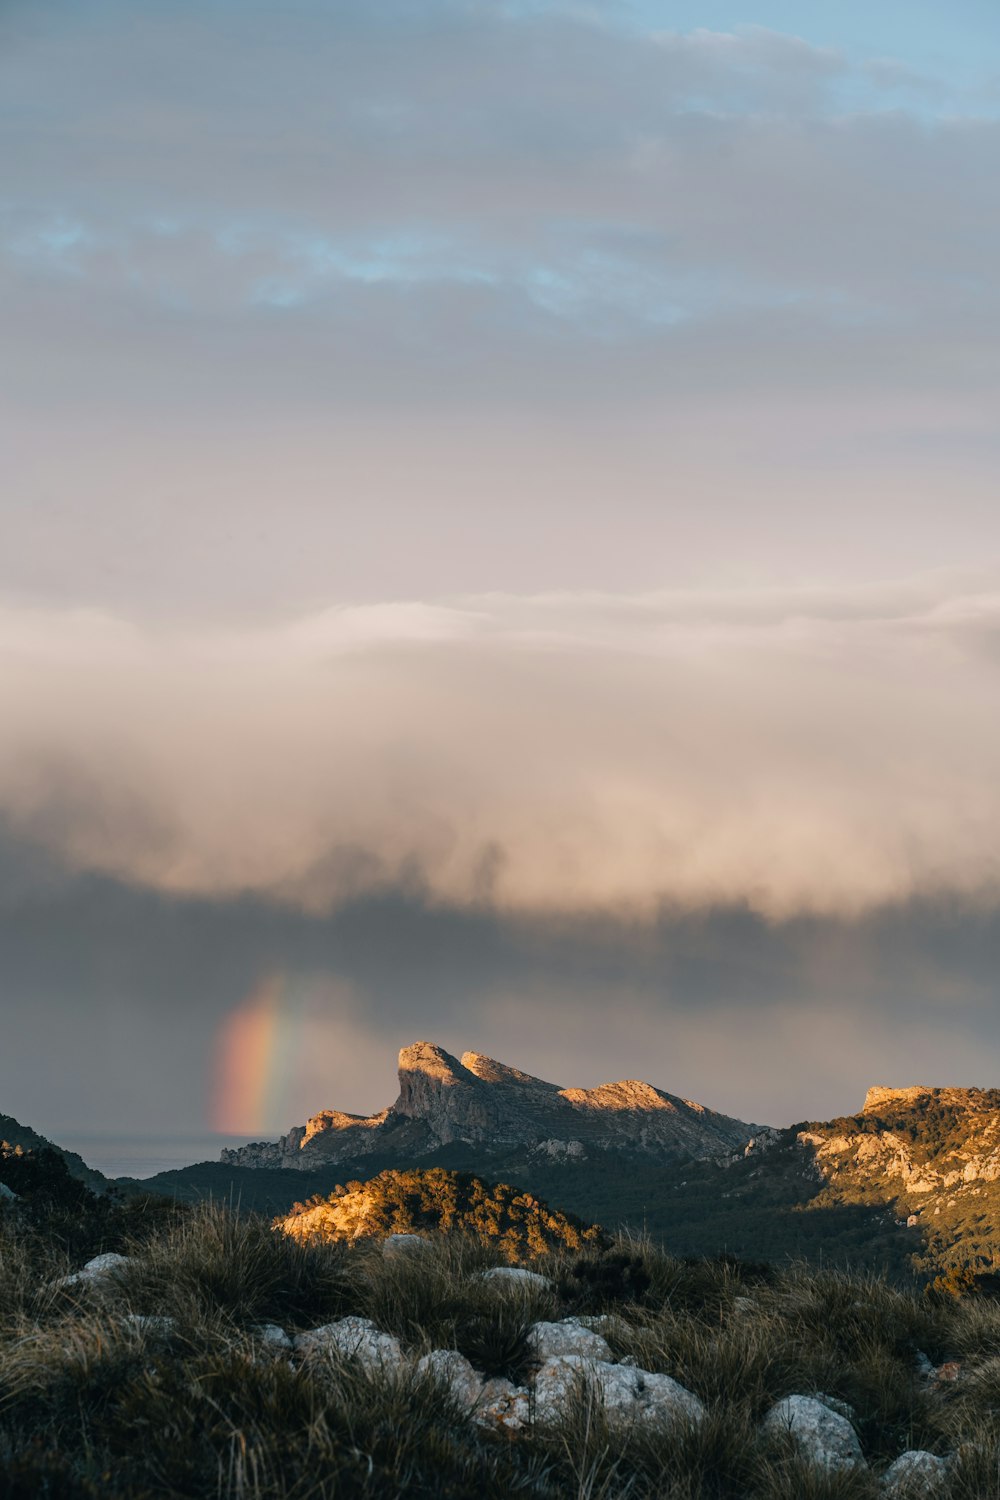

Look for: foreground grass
[2,1204,1000,1498]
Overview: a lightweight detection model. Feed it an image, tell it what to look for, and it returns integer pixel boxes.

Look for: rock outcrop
[761,1394,864,1472]
[223,1039,757,1169]
[533,1354,706,1429]
[798,1086,1000,1197]
[881,1450,949,1496]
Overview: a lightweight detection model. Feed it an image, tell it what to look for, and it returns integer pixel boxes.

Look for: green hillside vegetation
[6,1172,1000,1497]
[279,1167,608,1259]
[117,1142,954,1287]
[119,1089,1000,1290]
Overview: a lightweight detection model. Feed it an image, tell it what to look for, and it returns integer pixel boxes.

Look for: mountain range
[6,1047,1000,1286]
[220,1040,759,1170]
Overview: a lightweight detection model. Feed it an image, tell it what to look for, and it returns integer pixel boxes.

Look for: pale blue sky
[630,0,998,71]
[3,0,999,611]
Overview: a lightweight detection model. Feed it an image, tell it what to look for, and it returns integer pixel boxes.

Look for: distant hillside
[0,1112,106,1192]
[787,1085,1000,1285]
[130,1082,1000,1288]
[222,1039,758,1171]
[276,1166,606,1259]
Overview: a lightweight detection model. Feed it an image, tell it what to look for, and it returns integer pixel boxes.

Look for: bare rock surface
[796,1086,1000,1203]
[294,1316,403,1371]
[224,1038,757,1168]
[478,1266,552,1291]
[527,1318,612,1362]
[881,1451,949,1496]
[383,1233,431,1258]
[762,1395,865,1472]
[415,1349,483,1408]
[534,1354,705,1429]
[474,1377,531,1432]
[58,1252,131,1288]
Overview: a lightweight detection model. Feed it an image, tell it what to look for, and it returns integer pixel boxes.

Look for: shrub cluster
[280,1167,607,1260]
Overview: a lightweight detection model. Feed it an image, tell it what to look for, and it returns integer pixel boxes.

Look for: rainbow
[212,973,301,1135]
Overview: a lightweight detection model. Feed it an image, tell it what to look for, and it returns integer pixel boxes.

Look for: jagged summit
[399,1041,466,1079]
[460,1052,562,1092]
[222,1039,759,1171]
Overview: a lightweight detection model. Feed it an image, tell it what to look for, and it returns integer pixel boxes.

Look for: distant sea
[56,1133,253,1181]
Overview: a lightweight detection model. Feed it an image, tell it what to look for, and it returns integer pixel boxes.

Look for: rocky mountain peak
[221,1039,759,1170]
[398,1041,467,1077]
[395,1043,490,1140]
[460,1052,563,1093]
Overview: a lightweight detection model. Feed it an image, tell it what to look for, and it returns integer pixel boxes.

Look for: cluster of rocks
[289,1308,706,1437]
[284,1308,953,1492]
[51,1246,954,1491]
[761,1394,949,1495]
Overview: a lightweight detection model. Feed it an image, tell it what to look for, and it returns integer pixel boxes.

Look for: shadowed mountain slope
[0,1113,106,1192]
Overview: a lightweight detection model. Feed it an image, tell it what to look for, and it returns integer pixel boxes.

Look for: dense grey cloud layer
[3,813,1000,1137]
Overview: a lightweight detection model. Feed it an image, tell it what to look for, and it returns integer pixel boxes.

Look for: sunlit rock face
[863,1085,937,1114]
[789,1085,1000,1213]
[222,1039,758,1169]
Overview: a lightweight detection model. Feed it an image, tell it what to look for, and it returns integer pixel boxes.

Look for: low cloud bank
[4,572,1000,920]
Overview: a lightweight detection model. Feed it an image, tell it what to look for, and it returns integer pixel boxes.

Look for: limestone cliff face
[788,1086,1000,1205]
[221,1039,757,1169]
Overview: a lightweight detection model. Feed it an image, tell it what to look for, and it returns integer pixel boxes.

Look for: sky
[3,0,1000,1146]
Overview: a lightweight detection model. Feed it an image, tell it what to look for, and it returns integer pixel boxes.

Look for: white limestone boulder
[478,1266,552,1291]
[294,1315,403,1372]
[57,1252,132,1289]
[761,1394,865,1472]
[383,1233,432,1259]
[638,1369,708,1427]
[882,1451,949,1496]
[473,1377,532,1432]
[415,1349,484,1408]
[527,1318,612,1362]
[533,1354,705,1429]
